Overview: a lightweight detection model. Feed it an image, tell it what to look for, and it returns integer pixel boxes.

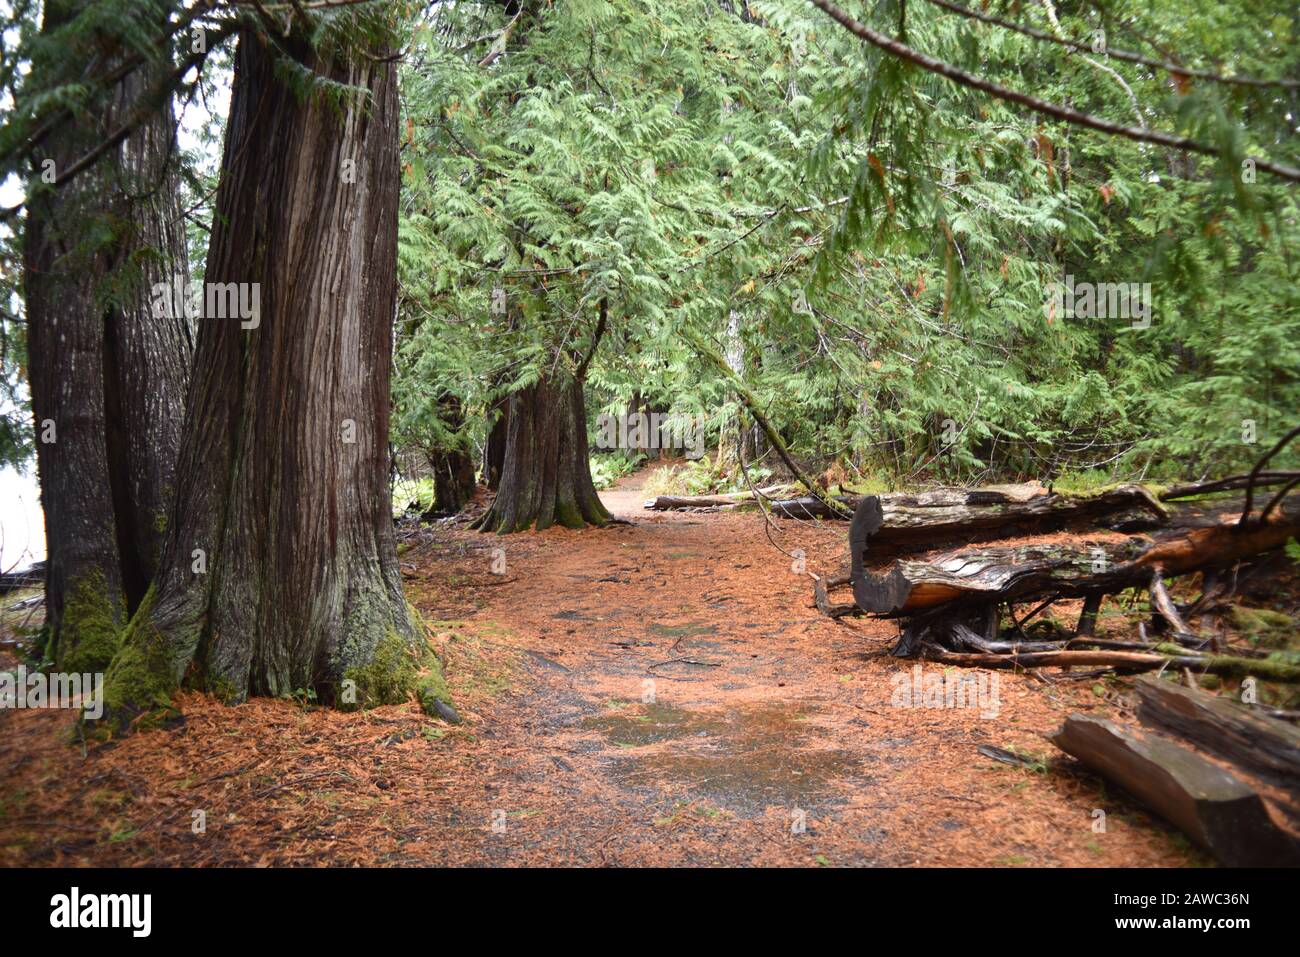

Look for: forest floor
[0,467,1206,867]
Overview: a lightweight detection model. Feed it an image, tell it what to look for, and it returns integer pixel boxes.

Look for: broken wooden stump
[1050,713,1300,866]
[812,573,859,618]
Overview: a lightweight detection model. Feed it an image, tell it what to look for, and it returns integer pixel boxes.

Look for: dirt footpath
[0,472,1198,867]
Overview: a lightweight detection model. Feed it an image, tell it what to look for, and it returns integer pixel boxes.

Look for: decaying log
[854,505,1300,617]
[738,482,1051,520]
[643,494,745,510]
[771,495,859,519]
[919,647,1300,681]
[1136,677,1300,790]
[642,485,787,511]
[849,483,1165,557]
[1050,714,1300,866]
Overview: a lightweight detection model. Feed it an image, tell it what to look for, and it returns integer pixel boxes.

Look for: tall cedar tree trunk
[474,377,612,532]
[102,29,447,724]
[25,2,191,674]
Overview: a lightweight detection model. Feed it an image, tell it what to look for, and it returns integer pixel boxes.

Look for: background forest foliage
[2,0,1297,493]
[393,0,1299,494]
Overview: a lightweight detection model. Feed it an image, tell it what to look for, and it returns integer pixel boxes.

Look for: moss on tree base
[54,571,127,675]
[96,587,456,735]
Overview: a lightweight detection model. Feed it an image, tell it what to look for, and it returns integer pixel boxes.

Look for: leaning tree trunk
[474,377,612,533]
[24,4,191,675]
[102,28,447,727]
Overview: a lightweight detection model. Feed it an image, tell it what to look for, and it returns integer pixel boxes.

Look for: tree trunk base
[474,378,612,533]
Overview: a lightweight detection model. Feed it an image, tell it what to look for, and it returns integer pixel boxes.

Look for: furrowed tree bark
[25,1,191,675]
[101,27,448,727]
[428,446,477,517]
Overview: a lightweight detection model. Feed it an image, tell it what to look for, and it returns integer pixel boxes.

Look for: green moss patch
[1229,605,1295,649]
[57,571,126,675]
[98,621,180,734]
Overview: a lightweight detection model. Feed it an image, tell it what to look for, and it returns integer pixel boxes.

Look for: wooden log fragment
[770,495,859,519]
[850,484,1166,552]
[1050,714,1300,866]
[642,485,787,511]
[854,507,1300,616]
[812,573,859,618]
[643,494,744,510]
[1135,677,1300,790]
[920,647,1300,680]
[1075,592,1102,637]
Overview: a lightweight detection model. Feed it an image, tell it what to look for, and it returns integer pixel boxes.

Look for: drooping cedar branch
[808,0,1300,183]
[1,16,241,223]
[1162,471,1300,501]
[684,328,852,518]
[923,0,1300,90]
[574,296,607,382]
[1239,424,1300,525]
[0,0,223,170]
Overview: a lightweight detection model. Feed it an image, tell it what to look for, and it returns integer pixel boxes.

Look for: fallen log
[920,647,1300,681]
[0,561,43,595]
[642,485,787,510]
[1050,713,1300,866]
[1135,677,1300,790]
[854,505,1300,617]
[746,482,1048,520]
[849,483,1165,554]
[643,494,746,510]
[770,495,859,519]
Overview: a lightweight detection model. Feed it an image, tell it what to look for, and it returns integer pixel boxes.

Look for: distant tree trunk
[718,309,758,466]
[430,449,477,516]
[424,396,476,518]
[483,395,509,491]
[102,28,447,725]
[473,377,612,533]
[25,2,191,674]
